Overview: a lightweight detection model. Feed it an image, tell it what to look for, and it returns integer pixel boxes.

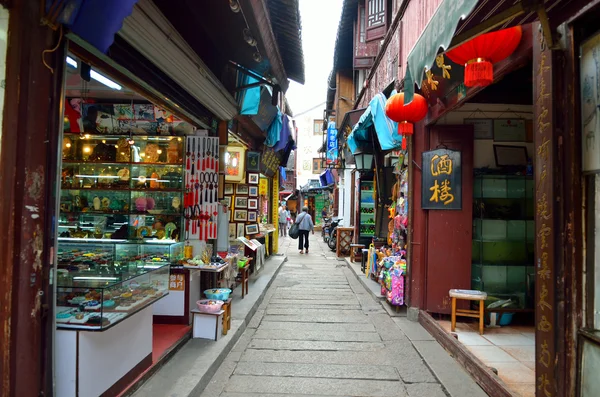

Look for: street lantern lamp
[354,148,374,172]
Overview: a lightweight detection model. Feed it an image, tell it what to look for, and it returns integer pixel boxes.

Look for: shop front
[54,45,224,395]
[397,0,600,396]
[344,91,411,311]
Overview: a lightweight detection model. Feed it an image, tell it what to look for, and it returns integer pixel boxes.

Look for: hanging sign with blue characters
[326,121,338,165]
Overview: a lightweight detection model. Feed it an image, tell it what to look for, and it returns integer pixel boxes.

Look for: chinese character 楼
[429,179,454,205]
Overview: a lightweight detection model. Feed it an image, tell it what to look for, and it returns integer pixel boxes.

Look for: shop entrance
[426,60,536,395]
[425,125,474,313]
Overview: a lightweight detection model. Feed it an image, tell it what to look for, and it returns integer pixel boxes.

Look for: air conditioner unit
[118,0,238,121]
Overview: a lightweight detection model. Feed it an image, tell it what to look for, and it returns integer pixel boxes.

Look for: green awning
[404,0,479,104]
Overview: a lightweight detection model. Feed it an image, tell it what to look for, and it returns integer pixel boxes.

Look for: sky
[285,0,344,117]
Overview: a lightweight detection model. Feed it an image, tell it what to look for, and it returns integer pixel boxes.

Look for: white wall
[294,107,327,188]
[434,103,533,168]
[340,169,354,225]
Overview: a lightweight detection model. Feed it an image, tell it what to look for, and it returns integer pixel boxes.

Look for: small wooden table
[449,289,487,335]
[221,298,232,335]
[238,264,250,298]
[349,243,365,262]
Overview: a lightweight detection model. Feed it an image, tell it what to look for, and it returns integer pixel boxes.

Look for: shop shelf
[472,174,534,309]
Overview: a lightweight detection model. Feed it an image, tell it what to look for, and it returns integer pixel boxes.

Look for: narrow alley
[197,236,487,397]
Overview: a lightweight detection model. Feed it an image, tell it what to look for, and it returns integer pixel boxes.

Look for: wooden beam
[0,0,63,395]
[419,311,514,397]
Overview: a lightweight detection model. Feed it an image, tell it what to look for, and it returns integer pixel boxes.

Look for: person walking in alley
[296,206,314,254]
[278,205,288,237]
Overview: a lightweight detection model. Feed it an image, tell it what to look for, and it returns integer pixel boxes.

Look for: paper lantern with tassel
[385,92,428,150]
[445,26,522,87]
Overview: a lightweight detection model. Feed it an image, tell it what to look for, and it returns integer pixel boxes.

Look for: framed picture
[248,186,258,197]
[234,196,248,208]
[228,223,236,239]
[222,196,232,208]
[248,211,257,222]
[218,175,225,199]
[247,151,260,172]
[236,223,245,237]
[245,223,259,235]
[233,209,247,221]
[248,198,258,210]
[248,173,259,185]
[224,183,234,195]
[235,184,249,195]
[493,145,528,167]
[224,146,246,183]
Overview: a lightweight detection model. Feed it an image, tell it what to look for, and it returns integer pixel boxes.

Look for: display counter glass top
[56,263,170,331]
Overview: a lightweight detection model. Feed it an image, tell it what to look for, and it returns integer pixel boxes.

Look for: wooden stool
[449,289,488,335]
[349,244,365,262]
[239,264,250,298]
[221,298,232,335]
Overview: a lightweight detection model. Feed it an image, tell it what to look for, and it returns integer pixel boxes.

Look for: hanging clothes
[273,114,292,151]
[265,109,282,147]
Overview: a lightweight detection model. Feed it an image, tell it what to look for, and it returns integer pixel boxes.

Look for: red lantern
[385,92,428,150]
[446,26,522,87]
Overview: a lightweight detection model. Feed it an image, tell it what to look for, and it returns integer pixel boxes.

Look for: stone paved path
[200,234,450,397]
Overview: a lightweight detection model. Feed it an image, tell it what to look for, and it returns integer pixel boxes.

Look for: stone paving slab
[262,313,371,323]
[267,300,361,308]
[257,320,376,332]
[219,393,343,397]
[252,328,382,342]
[240,349,396,366]
[405,383,447,397]
[273,291,356,296]
[248,339,385,351]
[234,362,399,380]
[224,375,407,396]
[265,307,364,315]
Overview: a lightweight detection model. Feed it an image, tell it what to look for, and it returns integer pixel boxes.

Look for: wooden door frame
[0,1,64,396]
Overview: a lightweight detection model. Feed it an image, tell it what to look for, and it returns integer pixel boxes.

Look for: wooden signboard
[421,148,462,210]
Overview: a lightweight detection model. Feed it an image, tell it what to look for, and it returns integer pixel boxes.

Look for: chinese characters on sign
[169,273,185,291]
[260,146,281,178]
[326,121,338,165]
[421,149,462,210]
[533,31,556,396]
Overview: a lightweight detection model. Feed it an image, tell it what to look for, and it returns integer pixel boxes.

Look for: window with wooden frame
[312,158,325,174]
[359,4,366,43]
[366,0,387,42]
[313,119,323,135]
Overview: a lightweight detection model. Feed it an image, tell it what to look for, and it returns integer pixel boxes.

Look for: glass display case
[58,135,185,241]
[56,263,170,331]
[359,180,376,242]
[471,174,534,309]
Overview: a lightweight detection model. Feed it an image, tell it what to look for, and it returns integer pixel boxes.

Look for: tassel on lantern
[465,59,493,87]
[401,136,407,150]
[398,122,413,135]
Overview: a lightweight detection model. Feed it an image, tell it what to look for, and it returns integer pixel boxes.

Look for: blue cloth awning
[319,170,335,187]
[347,92,400,154]
[50,0,139,53]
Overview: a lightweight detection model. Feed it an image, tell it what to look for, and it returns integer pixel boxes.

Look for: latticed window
[366,0,386,41]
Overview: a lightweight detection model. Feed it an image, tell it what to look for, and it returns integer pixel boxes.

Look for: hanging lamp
[385,92,428,150]
[445,26,522,87]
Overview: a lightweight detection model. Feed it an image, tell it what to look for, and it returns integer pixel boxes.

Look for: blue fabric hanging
[273,114,292,151]
[65,0,139,53]
[265,109,283,147]
[280,166,287,182]
[240,76,261,115]
[370,92,400,150]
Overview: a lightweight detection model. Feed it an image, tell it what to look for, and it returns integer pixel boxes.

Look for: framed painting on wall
[236,223,245,237]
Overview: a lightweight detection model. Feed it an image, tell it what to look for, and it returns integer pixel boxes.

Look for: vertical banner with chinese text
[326,121,338,165]
[421,149,462,210]
[533,26,556,397]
